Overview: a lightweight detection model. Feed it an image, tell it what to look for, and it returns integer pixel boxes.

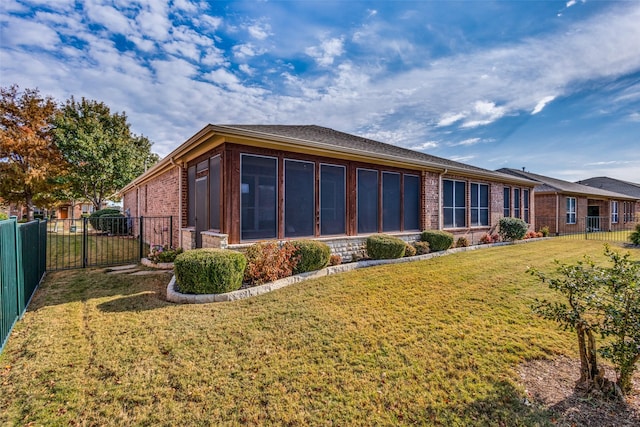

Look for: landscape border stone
[165,238,546,304]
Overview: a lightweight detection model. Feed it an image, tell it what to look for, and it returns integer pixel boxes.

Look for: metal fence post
[139,216,144,260]
[169,216,173,248]
[82,217,88,268]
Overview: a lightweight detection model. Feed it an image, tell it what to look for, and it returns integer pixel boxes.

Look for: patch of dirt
[518,356,640,426]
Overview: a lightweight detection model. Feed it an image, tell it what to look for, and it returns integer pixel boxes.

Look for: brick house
[498,169,638,235]
[576,177,640,223]
[120,125,536,258]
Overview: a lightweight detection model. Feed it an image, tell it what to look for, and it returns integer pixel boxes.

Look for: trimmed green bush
[291,240,331,274]
[498,217,528,241]
[630,223,640,246]
[89,208,121,230]
[420,230,454,252]
[366,234,406,260]
[413,241,430,255]
[100,214,128,235]
[174,249,247,294]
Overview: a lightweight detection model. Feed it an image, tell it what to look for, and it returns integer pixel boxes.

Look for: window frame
[240,153,279,241]
[566,197,577,225]
[319,163,346,236]
[382,171,401,232]
[611,201,619,224]
[470,182,489,227]
[403,174,421,231]
[357,168,380,234]
[443,179,467,229]
[284,158,316,238]
[523,189,530,224]
[503,187,510,218]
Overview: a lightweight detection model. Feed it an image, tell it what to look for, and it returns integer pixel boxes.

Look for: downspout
[438,169,448,230]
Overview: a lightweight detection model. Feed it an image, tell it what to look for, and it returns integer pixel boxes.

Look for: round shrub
[290,240,331,274]
[498,217,528,241]
[630,223,640,246]
[174,249,247,294]
[366,234,406,260]
[89,208,121,231]
[100,213,128,235]
[329,254,342,266]
[420,230,454,252]
[413,241,430,255]
[404,243,417,257]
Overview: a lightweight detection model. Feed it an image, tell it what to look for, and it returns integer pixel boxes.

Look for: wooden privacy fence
[1,218,46,353]
[46,216,175,271]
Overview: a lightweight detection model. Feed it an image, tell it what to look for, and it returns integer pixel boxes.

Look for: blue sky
[1,0,639,182]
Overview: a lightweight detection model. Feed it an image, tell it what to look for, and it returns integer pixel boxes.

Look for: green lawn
[2,240,638,425]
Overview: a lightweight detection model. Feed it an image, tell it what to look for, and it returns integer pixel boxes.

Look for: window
[241,155,277,240]
[470,183,489,226]
[403,175,420,231]
[320,164,346,235]
[513,188,521,219]
[523,189,530,224]
[187,165,196,226]
[209,156,221,230]
[382,172,401,232]
[443,180,466,228]
[611,201,619,224]
[357,169,379,233]
[566,197,577,224]
[503,187,510,218]
[285,160,315,237]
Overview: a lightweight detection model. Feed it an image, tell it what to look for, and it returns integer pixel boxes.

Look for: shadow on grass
[424,380,556,426]
[546,386,640,426]
[96,292,170,312]
[28,268,172,312]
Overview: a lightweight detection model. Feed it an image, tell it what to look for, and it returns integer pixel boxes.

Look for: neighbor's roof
[498,168,638,200]
[120,124,536,193]
[576,176,640,199]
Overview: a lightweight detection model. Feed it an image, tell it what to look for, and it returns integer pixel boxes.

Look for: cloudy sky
[2,0,639,182]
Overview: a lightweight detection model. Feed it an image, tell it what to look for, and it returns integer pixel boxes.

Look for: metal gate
[46,216,174,271]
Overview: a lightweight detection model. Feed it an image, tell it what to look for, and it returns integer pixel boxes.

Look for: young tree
[0,85,67,220]
[530,246,640,398]
[53,97,159,210]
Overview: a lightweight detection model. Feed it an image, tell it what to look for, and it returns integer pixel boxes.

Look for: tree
[53,97,159,210]
[530,245,640,398]
[0,85,67,220]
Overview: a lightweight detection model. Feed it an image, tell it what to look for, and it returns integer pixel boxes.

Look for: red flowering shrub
[243,241,299,286]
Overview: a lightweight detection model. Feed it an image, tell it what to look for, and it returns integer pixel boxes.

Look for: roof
[576,176,640,199]
[497,168,638,200]
[120,124,536,193]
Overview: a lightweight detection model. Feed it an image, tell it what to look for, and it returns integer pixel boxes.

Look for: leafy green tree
[0,85,67,220]
[52,97,159,210]
[530,245,640,398]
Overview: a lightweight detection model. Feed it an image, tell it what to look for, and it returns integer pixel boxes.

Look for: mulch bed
[518,356,640,426]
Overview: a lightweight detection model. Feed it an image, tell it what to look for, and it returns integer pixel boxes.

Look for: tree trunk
[576,324,601,387]
[25,193,34,221]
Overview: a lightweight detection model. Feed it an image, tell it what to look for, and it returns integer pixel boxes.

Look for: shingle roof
[497,168,638,200]
[576,177,640,199]
[218,124,524,180]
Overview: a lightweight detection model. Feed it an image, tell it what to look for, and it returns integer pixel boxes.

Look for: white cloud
[531,95,556,114]
[1,17,60,49]
[247,21,272,40]
[84,3,132,34]
[453,138,481,146]
[306,37,345,66]
[437,112,465,127]
[409,141,439,150]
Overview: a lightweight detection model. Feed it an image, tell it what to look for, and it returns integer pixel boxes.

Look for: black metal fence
[46,216,175,271]
[536,216,638,242]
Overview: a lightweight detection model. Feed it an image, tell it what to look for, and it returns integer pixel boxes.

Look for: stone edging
[140,257,174,270]
[166,238,546,304]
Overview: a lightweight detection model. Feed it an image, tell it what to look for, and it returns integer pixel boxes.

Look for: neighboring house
[55,200,96,219]
[120,125,536,258]
[576,177,640,223]
[498,169,638,235]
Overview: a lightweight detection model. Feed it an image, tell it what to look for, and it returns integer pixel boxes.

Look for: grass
[2,239,638,425]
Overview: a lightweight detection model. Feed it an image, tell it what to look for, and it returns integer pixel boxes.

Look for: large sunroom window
[285,159,315,237]
[382,172,401,232]
[320,164,346,235]
[241,155,277,240]
[357,169,379,233]
[403,175,420,231]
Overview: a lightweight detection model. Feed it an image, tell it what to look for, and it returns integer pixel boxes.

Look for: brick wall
[123,166,181,247]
